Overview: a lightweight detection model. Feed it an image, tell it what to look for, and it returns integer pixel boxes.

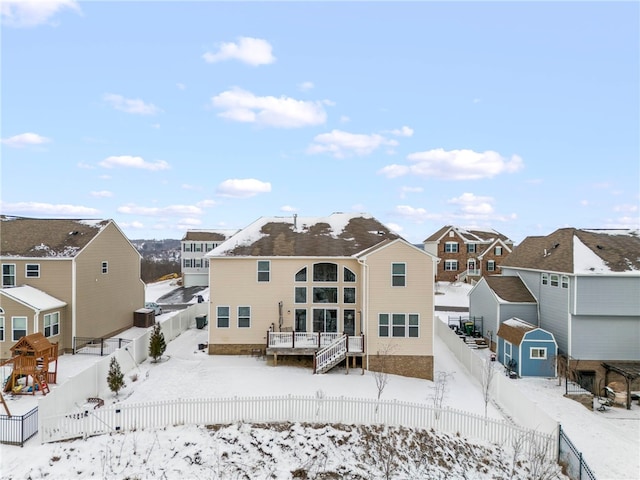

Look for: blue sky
[1,1,638,244]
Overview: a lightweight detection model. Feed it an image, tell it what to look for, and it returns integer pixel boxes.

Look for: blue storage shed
[496,318,557,377]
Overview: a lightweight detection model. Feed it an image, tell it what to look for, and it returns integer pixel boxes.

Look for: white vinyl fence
[37,303,208,420]
[435,317,559,437]
[40,394,556,460]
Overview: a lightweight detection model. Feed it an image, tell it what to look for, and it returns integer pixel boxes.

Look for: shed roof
[0,215,110,258]
[484,276,537,303]
[208,213,402,257]
[497,318,537,346]
[10,332,54,355]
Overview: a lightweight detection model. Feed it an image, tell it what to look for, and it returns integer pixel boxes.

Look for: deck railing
[267,331,363,352]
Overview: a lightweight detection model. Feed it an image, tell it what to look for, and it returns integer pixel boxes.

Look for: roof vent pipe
[293,214,297,230]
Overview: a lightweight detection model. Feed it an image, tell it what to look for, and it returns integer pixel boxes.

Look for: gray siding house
[498,227,640,392]
[469,275,538,350]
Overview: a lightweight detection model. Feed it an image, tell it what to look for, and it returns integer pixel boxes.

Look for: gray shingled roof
[500,228,640,274]
[484,276,536,303]
[209,213,401,257]
[0,215,109,258]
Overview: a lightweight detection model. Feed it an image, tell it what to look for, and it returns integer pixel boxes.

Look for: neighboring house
[497,227,640,393]
[206,213,438,380]
[469,275,538,351]
[423,226,514,283]
[181,229,238,287]
[496,318,557,378]
[0,216,145,358]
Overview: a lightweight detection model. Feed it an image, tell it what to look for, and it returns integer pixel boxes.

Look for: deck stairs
[315,335,347,374]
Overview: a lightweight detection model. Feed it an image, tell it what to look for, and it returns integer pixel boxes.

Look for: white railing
[267,331,357,350]
[40,394,557,461]
[435,317,559,437]
[347,335,363,353]
[315,336,347,373]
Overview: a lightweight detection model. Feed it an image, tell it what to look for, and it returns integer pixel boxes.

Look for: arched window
[313,263,337,282]
[343,267,356,282]
[295,267,307,282]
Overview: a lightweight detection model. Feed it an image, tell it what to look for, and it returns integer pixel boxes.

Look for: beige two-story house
[206,213,438,380]
[424,225,514,283]
[0,216,145,358]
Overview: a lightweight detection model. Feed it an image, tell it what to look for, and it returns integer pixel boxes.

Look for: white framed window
[12,316,27,341]
[257,261,270,282]
[216,306,230,328]
[561,275,569,288]
[26,264,40,278]
[530,347,547,359]
[44,312,60,337]
[237,306,251,328]
[487,260,496,272]
[379,313,419,338]
[343,267,356,282]
[2,264,16,287]
[183,243,193,252]
[183,259,193,268]
[495,246,503,256]
[550,274,559,287]
[312,309,337,333]
[467,243,476,253]
[194,243,203,252]
[295,267,307,282]
[378,313,389,337]
[444,260,458,271]
[444,242,458,253]
[295,287,307,303]
[313,263,337,282]
[541,273,548,285]
[295,309,307,331]
[101,261,108,274]
[343,287,356,304]
[313,287,337,303]
[391,263,406,287]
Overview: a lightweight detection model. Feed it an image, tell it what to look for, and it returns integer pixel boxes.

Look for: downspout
[71,257,77,347]
[357,257,369,371]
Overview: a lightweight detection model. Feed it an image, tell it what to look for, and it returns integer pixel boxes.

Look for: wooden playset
[1,332,58,399]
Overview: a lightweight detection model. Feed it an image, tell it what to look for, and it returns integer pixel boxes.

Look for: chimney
[293,214,297,230]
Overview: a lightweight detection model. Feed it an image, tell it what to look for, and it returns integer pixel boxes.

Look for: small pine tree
[107,357,125,396]
[149,322,166,363]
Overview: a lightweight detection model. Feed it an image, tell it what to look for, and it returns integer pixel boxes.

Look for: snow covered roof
[423,225,514,245]
[500,227,640,274]
[207,212,401,257]
[0,285,67,311]
[497,318,538,345]
[0,215,110,258]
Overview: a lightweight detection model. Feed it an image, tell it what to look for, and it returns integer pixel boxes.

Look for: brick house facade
[423,226,514,283]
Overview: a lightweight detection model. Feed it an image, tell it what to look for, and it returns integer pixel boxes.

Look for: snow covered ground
[0,281,638,479]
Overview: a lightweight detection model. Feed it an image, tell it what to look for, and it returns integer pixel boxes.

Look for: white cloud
[280,205,298,213]
[0,201,99,216]
[99,155,170,171]
[211,87,327,128]
[298,81,314,92]
[177,218,202,227]
[339,115,350,123]
[202,37,275,66]
[119,220,144,230]
[379,148,524,180]
[399,186,423,199]
[90,190,113,198]
[447,192,495,215]
[117,204,203,216]
[613,203,639,213]
[307,130,398,158]
[103,93,161,115]
[77,162,95,169]
[196,199,217,208]
[1,0,80,28]
[386,222,403,234]
[387,126,414,137]
[393,205,440,222]
[181,184,201,191]
[1,132,51,148]
[216,179,271,198]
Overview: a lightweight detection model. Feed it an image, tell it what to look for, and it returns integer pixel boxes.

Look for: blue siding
[519,330,557,377]
[575,276,640,316]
